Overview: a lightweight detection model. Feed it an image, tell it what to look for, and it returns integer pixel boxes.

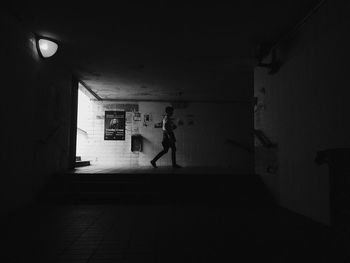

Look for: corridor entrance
[75,82,95,167]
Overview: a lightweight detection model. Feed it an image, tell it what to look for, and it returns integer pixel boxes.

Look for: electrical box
[131,134,143,152]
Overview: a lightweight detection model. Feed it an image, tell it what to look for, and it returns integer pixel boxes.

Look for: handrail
[36,125,61,145]
[227,129,276,153]
[226,139,254,153]
[315,148,350,165]
[254,129,277,148]
[34,124,68,154]
[77,127,88,135]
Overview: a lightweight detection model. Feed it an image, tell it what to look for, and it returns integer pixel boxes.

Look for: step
[75,160,90,167]
[45,190,264,206]
[44,173,276,206]
[54,174,271,193]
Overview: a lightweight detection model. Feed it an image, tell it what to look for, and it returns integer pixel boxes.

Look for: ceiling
[9,1,321,101]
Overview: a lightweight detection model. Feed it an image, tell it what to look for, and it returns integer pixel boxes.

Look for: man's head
[165,106,174,116]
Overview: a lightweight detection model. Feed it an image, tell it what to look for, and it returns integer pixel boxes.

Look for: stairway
[75,156,90,167]
[44,171,275,207]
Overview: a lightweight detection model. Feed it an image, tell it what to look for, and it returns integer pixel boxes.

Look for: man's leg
[151,146,169,167]
[170,144,181,168]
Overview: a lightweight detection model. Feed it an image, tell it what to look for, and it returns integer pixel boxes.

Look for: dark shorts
[162,132,176,150]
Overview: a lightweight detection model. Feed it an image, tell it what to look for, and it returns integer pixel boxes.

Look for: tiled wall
[77,97,253,172]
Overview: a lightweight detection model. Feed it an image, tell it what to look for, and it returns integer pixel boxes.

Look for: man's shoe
[150,160,157,168]
[172,164,182,168]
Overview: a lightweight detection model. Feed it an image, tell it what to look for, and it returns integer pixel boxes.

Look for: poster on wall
[126,112,133,124]
[143,113,152,127]
[133,112,141,121]
[104,111,125,140]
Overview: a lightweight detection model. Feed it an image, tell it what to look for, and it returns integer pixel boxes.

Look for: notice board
[104,111,125,140]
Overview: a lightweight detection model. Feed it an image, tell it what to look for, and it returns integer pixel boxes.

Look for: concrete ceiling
[9,1,321,101]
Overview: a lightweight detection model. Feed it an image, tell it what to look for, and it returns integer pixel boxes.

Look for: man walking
[151,106,181,168]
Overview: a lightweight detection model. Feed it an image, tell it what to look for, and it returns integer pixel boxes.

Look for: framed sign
[133,112,141,121]
[104,111,125,140]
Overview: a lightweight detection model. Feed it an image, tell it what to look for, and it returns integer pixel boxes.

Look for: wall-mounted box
[131,134,143,152]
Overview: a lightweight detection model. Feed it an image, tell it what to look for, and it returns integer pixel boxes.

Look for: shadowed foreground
[3,202,340,263]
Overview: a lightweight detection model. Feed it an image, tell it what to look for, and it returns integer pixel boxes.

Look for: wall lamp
[35,35,59,58]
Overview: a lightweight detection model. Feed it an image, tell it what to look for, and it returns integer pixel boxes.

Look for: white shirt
[162,115,173,132]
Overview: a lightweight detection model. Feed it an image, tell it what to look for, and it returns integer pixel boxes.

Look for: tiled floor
[3,203,342,262]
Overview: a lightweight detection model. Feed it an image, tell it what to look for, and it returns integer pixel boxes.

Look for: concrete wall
[254,0,350,224]
[1,11,73,216]
[77,95,253,172]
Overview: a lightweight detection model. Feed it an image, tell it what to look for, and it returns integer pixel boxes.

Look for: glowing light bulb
[37,38,58,58]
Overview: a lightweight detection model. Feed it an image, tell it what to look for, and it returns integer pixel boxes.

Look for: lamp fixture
[35,36,58,58]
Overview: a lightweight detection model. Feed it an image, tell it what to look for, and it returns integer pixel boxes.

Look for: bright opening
[76,83,94,167]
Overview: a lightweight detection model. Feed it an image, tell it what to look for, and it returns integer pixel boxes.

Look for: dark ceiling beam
[79,80,102,101]
[99,98,253,104]
[270,0,327,52]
